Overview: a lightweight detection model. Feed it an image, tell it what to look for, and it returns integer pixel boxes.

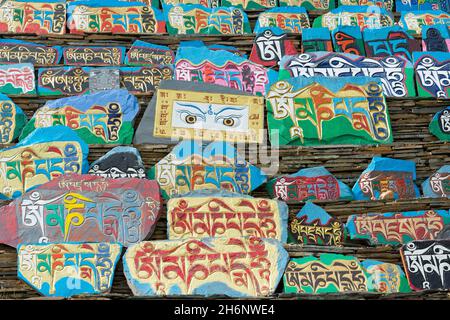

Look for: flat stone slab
[283,253,369,294]
[0,63,36,95]
[0,93,27,144]
[422,165,450,198]
[123,237,288,297]
[0,126,89,200]
[352,157,420,200]
[148,140,267,199]
[362,259,411,293]
[414,51,450,98]
[20,89,139,144]
[290,201,344,246]
[0,39,62,66]
[429,106,450,142]
[0,174,161,247]
[17,242,122,297]
[267,166,353,202]
[346,209,450,246]
[167,190,288,242]
[88,146,146,179]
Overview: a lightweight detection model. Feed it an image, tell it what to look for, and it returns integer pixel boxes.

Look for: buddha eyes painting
[172,102,248,132]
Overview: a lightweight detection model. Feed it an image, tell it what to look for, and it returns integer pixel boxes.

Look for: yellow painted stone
[123,237,289,297]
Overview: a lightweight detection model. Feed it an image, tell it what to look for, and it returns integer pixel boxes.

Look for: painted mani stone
[267,166,353,202]
[422,166,450,198]
[346,210,450,246]
[175,45,278,96]
[362,260,411,294]
[414,52,450,99]
[278,0,335,10]
[431,109,450,135]
[352,157,420,201]
[0,174,161,247]
[125,40,175,66]
[67,1,166,34]
[17,242,122,297]
[399,11,450,35]
[123,237,289,297]
[395,0,449,12]
[338,0,394,10]
[19,89,139,145]
[290,202,345,246]
[331,26,365,56]
[249,29,298,68]
[266,77,392,146]
[0,94,27,144]
[0,0,66,35]
[167,190,288,242]
[38,67,90,96]
[313,6,394,31]
[63,47,126,66]
[283,254,368,294]
[422,25,450,53]
[400,240,450,291]
[0,126,89,200]
[0,63,36,95]
[148,140,267,199]
[254,7,310,34]
[221,0,277,10]
[161,0,219,6]
[0,39,62,66]
[120,66,174,95]
[363,26,420,62]
[279,51,416,98]
[88,146,146,179]
[302,28,333,53]
[207,7,251,35]
[152,82,263,144]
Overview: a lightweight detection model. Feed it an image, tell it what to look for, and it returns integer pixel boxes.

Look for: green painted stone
[283,254,369,294]
[0,94,27,144]
[362,260,411,293]
[429,106,450,141]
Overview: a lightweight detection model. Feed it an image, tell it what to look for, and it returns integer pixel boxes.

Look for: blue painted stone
[148,140,267,199]
[88,146,146,179]
[0,126,89,200]
[0,93,27,143]
[123,237,289,297]
[125,40,174,66]
[422,165,450,198]
[17,242,122,297]
[352,157,420,200]
[19,89,139,144]
[429,106,450,141]
[254,7,310,34]
[362,259,411,293]
[267,166,353,202]
[290,201,345,246]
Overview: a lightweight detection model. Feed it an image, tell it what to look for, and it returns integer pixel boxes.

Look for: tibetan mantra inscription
[0,93,27,144]
[0,0,66,35]
[346,210,450,246]
[401,240,450,291]
[279,52,416,98]
[399,11,450,35]
[267,166,353,202]
[362,260,411,294]
[302,27,333,53]
[63,47,126,66]
[253,7,310,34]
[290,201,344,246]
[0,126,89,200]
[284,254,368,294]
[123,237,289,297]
[266,77,392,146]
[17,242,122,297]
[0,39,62,66]
[422,165,450,198]
[153,86,264,144]
[429,106,450,142]
[414,52,450,98]
[148,140,267,199]
[167,191,288,241]
[332,26,365,56]
[0,174,161,247]
[0,63,35,95]
[125,40,174,66]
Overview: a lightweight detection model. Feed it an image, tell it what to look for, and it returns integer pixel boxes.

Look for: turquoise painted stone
[0,126,89,200]
[422,165,450,198]
[123,237,289,297]
[266,166,353,202]
[346,210,450,245]
[0,93,27,144]
[352,157,420,200]
[19,89,139,144]
[17,242,122,297]
[148,140,267,199]
[429,106,450,141]
[290,201,345,246]
[362,260,411,293]
[88,146,146,179]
